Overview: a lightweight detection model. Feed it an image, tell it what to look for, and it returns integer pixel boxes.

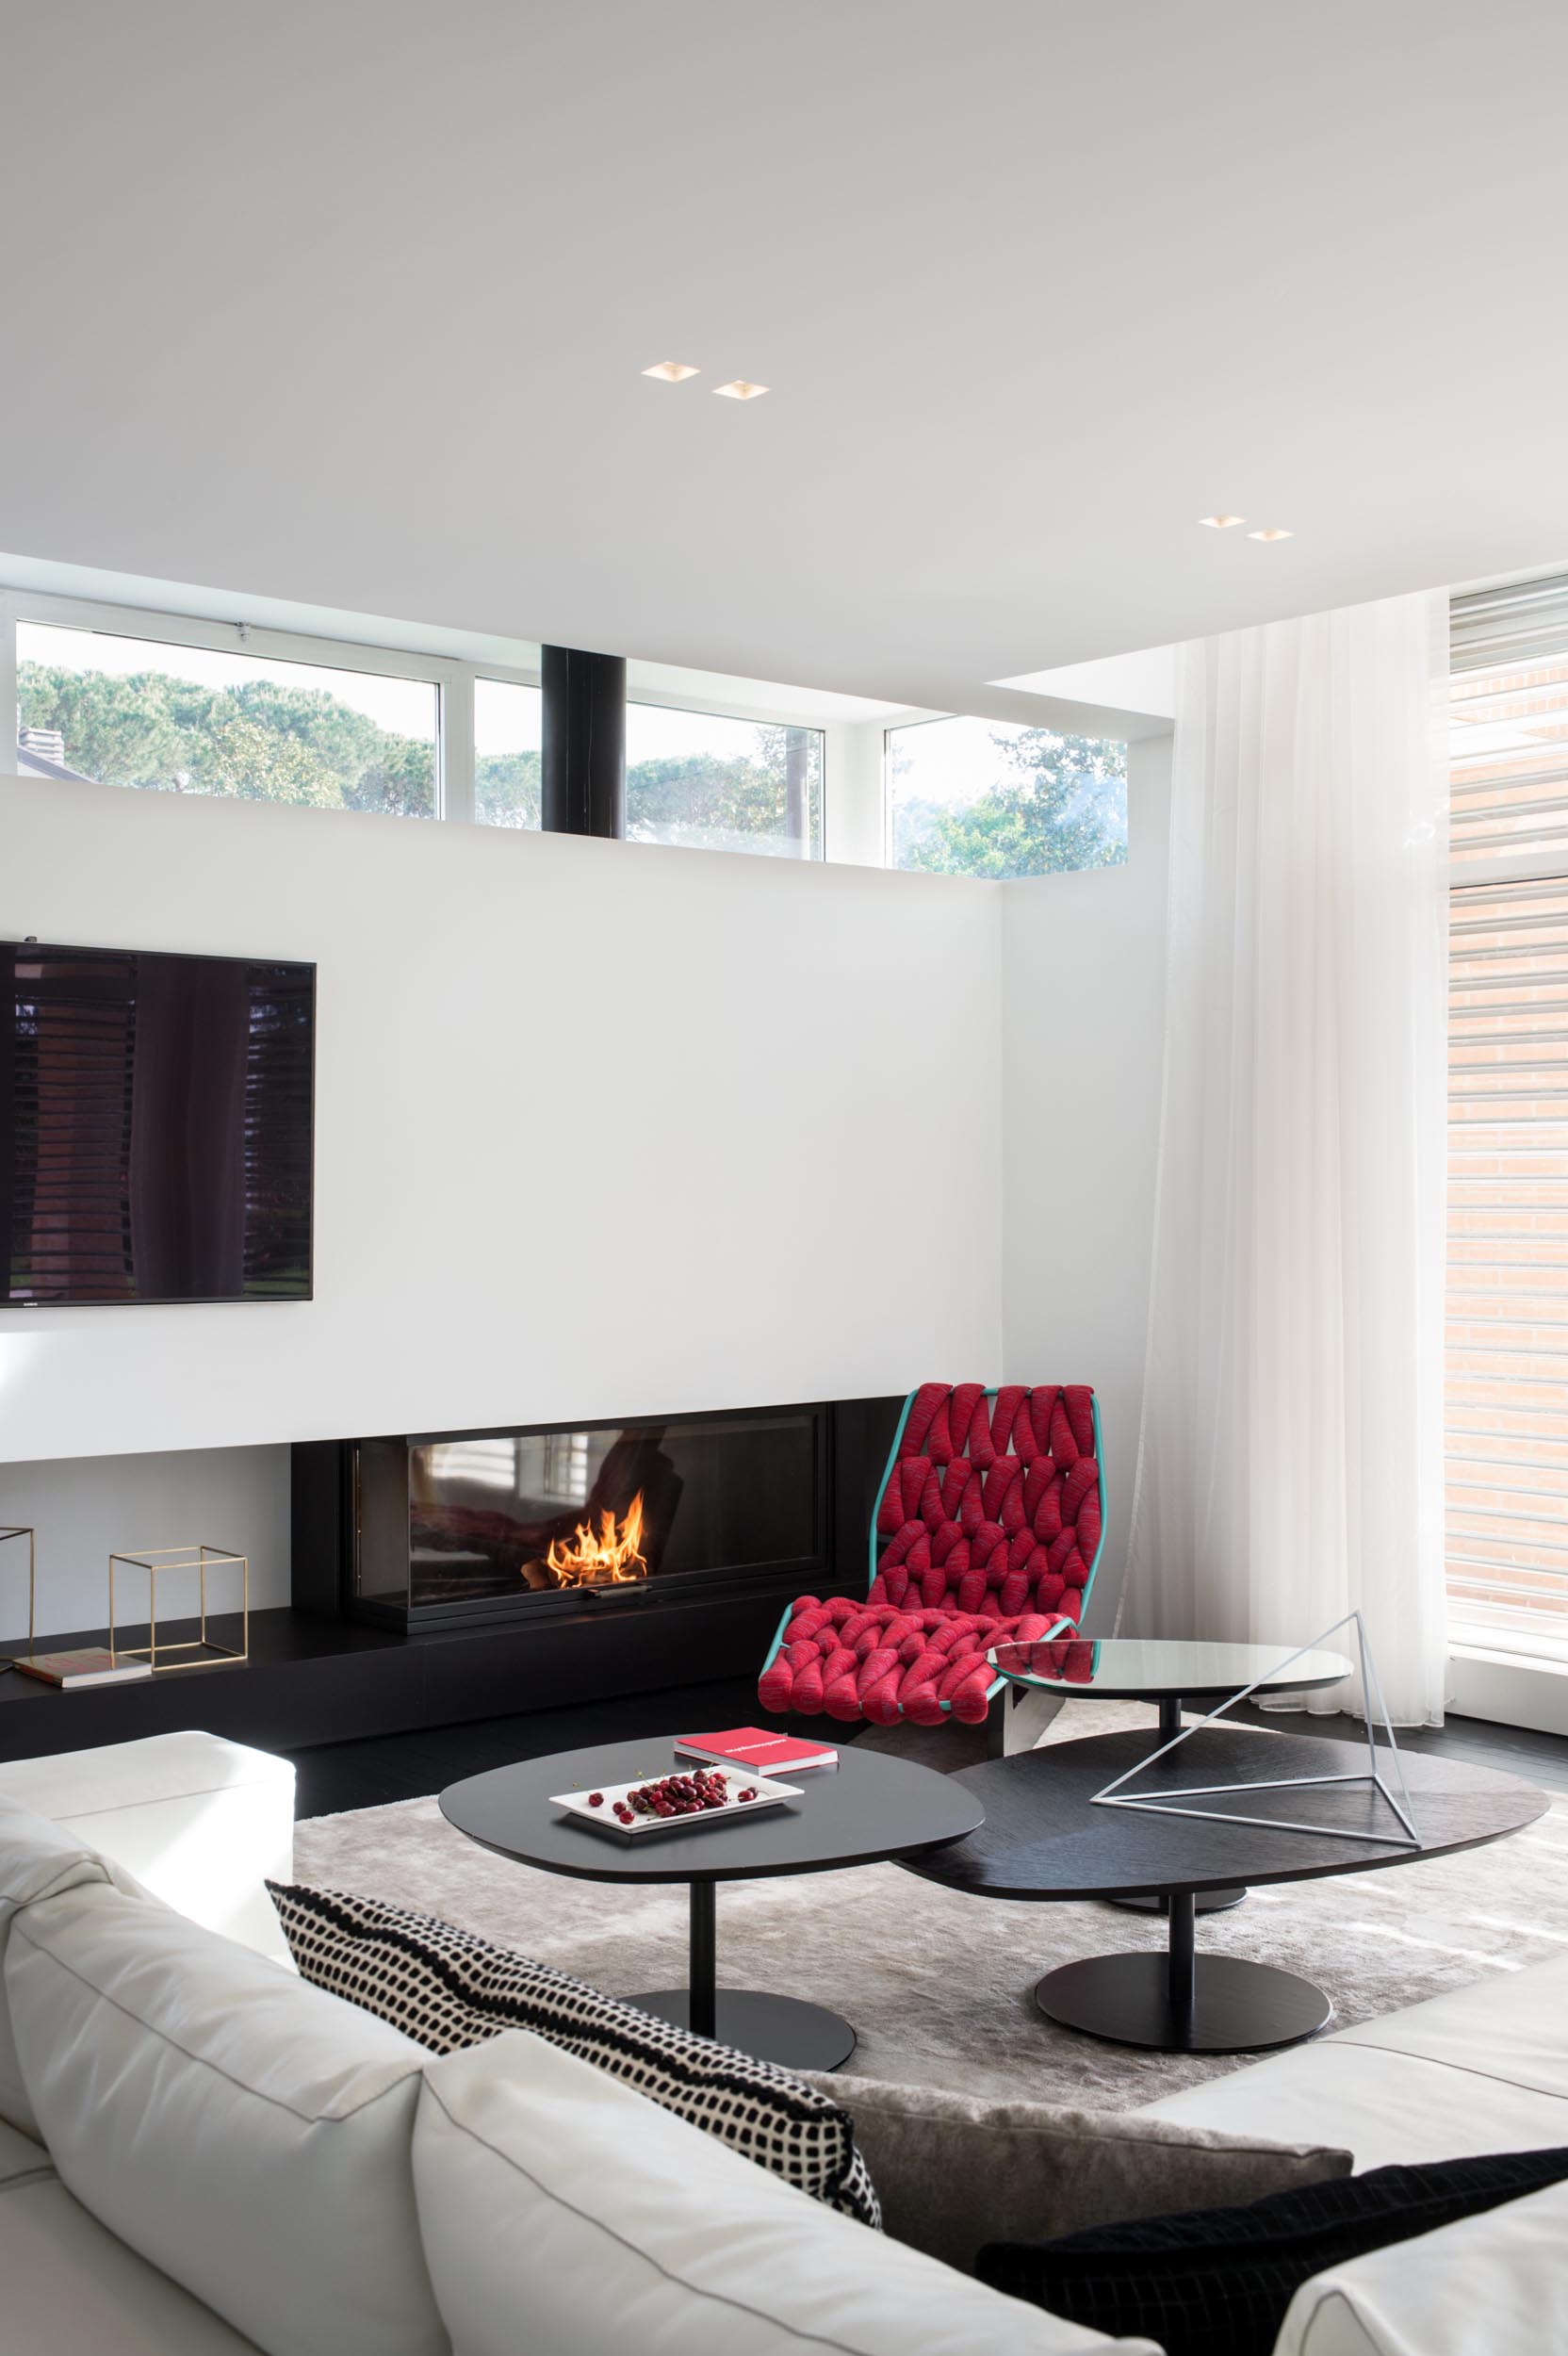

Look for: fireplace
[350,1404,832,1631]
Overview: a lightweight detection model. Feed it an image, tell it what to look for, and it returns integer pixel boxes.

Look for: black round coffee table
[902,1726,1546,2055]
[441,1736,983,2070]
[987,1636,1356,1915]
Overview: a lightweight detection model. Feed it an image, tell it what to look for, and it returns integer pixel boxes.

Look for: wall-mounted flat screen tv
[1,941,315,1305]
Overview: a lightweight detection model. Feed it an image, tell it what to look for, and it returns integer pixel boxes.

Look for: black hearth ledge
[0,1575,796,1763]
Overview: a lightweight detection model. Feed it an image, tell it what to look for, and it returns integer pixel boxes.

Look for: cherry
[596,1767,749,1824]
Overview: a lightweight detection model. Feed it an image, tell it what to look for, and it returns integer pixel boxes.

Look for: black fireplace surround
[0,1399,902,1765]
[294,1399,902,1639]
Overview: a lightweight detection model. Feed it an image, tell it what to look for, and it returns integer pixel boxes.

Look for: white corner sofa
[1,1728,1562,2356]
[0,1730,1153,2356]
[1140,1948,1568,2354]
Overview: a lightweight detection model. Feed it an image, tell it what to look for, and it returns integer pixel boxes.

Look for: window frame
[1444,581,1568,1723]
[623,695,825,860]
[469,671,547,832]
[2,587,840,852]
[879,709,1131,879]
[4,586,498,824]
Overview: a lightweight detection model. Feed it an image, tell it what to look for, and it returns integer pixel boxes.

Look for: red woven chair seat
[758,1381,1102,1728]
[759,1596,1070,1725]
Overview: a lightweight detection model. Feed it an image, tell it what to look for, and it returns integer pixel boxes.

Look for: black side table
[441,1736,983,2070]
[902,1726,1546,2053]
[988,1636,1355,1913]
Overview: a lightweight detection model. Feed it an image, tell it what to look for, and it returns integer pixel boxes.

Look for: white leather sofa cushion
[1137,1953,1568,2168]
[7,1877,450,2356]
[0,1731,296,1966]
[0,1796,109,2139]
[415,2032,1161,2356]
[0,2113,264,2354]
[1272,2180,1568,2356]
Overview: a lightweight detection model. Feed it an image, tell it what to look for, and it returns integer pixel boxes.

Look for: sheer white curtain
[1123,592,1448,1725]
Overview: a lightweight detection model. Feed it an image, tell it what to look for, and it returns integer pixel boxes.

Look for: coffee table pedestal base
[634,1989,858,2072]
[1110,1887,1247,1916]
[634,1883,857,2070]
[1036,1953,1331,2054]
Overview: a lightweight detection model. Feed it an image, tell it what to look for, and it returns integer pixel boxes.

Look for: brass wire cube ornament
[1091,1611,1420,1850]
[1,1526,37,1672]
[109,1545,249,1672]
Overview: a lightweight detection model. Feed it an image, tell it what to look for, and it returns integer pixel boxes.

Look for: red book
[674,1726,840,1775]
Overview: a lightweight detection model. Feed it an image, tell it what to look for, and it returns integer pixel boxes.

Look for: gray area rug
[294,1701,1568,2110]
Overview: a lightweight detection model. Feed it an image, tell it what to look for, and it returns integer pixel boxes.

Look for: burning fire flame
[544,1493,647,1588]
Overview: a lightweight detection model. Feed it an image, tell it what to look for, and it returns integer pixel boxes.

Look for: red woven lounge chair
[758,1381,1105,1728]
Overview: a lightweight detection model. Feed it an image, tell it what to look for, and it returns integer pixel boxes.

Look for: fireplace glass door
[353,1407,825,1625]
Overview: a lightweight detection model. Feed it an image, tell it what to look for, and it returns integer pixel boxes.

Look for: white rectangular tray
[551,1771,802,1837]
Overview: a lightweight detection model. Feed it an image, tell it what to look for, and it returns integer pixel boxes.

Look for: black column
[1167,1890,1197,2042]
[541,646,626,837]
[688,1882,717,2038]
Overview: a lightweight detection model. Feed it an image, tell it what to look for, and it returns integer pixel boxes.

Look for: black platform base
[1109,1887,1248,1915]
[0,1595,796,1765]
[1036,1953,1331,2054]
[634,1989,858,2071]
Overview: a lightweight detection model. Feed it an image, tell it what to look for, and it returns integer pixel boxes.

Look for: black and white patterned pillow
[267,1880,879,2230]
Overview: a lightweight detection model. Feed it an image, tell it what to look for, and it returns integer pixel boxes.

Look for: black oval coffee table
[441,1736,983,2070]
[902,1727,1546,2055]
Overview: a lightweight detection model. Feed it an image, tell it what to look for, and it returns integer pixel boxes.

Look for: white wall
[0,1447,290,1637]
[822,722,890,868]
[0,777,1002,1463]
[1000,734,1172,1629]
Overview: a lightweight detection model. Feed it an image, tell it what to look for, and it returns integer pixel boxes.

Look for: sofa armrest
[1137,1953,1568,2170]
[1273,2180,1568,2356]
[0,1733,296,1966]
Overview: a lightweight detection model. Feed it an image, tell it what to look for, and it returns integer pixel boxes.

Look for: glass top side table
[988,1636,1355,1744]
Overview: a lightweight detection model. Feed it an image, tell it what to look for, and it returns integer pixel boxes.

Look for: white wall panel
[1000,735,1172,1628]
[0,1446,290,1636]
[0,777,1001,1463]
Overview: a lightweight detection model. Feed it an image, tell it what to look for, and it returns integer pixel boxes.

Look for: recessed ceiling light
[713,380,769,401]
[1249,527,1294,541]
[642,361,699,383]
[1200,514,1247,529]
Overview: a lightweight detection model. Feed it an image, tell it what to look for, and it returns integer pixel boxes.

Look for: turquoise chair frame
[760,1385,1106,1721]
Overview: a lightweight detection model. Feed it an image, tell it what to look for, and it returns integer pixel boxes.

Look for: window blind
[1447,579,1568,1650]
[1449,572,1568,864]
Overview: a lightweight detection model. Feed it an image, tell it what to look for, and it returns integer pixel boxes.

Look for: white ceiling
[5,0,1568,717]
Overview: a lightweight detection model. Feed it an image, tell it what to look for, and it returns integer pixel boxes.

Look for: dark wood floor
[1226,1697,1568,1792]
[286,1680,1568,1816]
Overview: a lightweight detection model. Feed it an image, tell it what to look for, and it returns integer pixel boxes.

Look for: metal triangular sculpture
[1092,1612,1421,1850]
